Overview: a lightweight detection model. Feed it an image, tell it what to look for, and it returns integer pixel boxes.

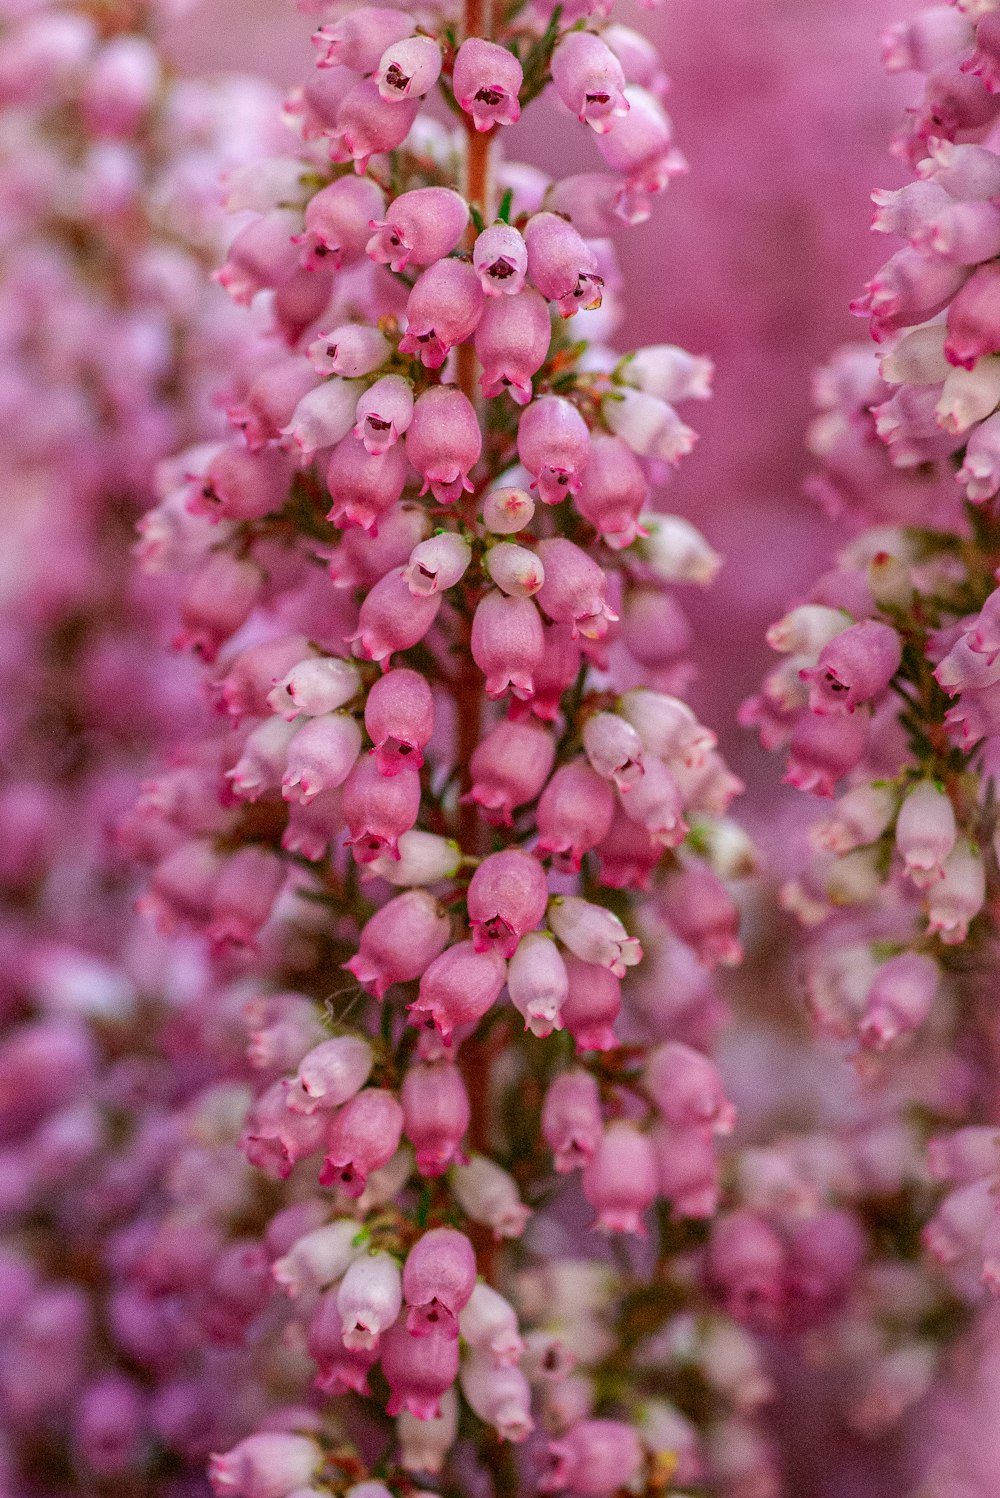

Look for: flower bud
[268,656,361,721]
[361,829,462,887]
[331,80,420,173]
[801,620,901,714]
[651,1122,721,1219]
[227,717,300,802]
[308,323,390,379]
[573,432,648,549]
[656,863,742,968]
[396,1384,458,1473]
[926,841,986,944]
[313,8,414,72]
[482,484,535,533]
[639,513,720,584]
[192,445,292,521]
[271,1220,361,1299]
[549,897,641,977]
[785,708,870,798]
[644,1041,735,1133]
[485,542,544,597]
[858,952,939,1051]
[620,343,713,402]
[459,1283,525,1367]
[618,756,686,848]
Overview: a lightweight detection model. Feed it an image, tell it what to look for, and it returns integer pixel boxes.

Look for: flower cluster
[112,0,805,1489]
[743,0,1000,1457]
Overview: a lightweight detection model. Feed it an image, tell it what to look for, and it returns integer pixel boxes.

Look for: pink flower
[319,1087,404,1196]
[507,930,569,1037]
[398,260,484,369]
[406,386,481,502]
[541,1419,643,1496]
[341,753,421,862]
[475,288,552,403]
[294,175,385,270]
[353,375,414,455]
[208,1433,322,1498]
[582,1122,658,1235]
[541,1070,603,1172]
[517,395,591,504]
[375,34,442,101]
[525,212,603,317]
[336,1251,402,1350]
[366,186,468,272]
[348,567,442,665]
[285,1035,373,1114]
[473,223,528,296]
[364,668,434,774]
[466,719,555,825]
[403,1226,476,1337]
[551,31,629,134]
[409,941,507,1040]
[401,1060,470,1176]
[344,890,451,998]
[453,38,523,131]
[466,849,549,958]
[381,1318,459,1420]
[536,760,615,871]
